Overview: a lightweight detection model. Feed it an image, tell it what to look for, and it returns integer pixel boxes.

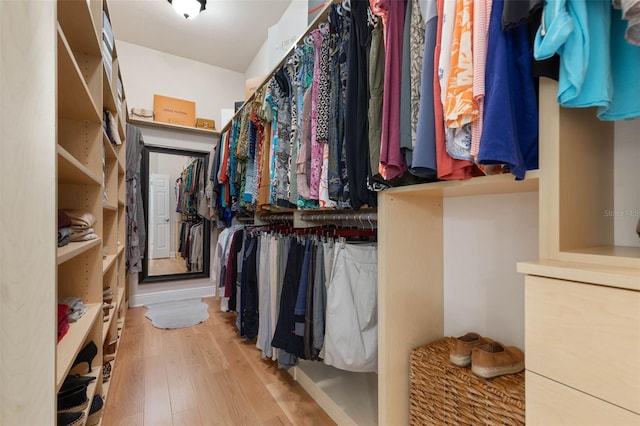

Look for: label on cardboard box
[196,118,215,130]
[153,94,196,127]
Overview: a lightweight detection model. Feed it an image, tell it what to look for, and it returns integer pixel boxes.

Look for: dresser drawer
[527,371,640,425]
[525,275,640,414]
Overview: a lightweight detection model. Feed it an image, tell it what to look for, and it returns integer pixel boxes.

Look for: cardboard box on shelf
[153,95,195,127]
[196,118,216,130]
[245,75,266,100]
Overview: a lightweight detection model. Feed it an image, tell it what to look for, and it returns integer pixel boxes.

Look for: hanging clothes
[125,124,146,273]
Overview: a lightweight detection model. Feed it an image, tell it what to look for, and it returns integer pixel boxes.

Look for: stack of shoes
[450,332,524,379]
[103,288,114,322]
[86,394,104,426]
[57,374,97,425]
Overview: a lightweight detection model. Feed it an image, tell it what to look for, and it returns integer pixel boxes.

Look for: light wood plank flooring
[148,257,189,276]
[102,297,335,426]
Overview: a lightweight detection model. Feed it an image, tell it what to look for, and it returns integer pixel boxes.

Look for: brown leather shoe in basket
[471,341,524,379]
[450,332,492,367]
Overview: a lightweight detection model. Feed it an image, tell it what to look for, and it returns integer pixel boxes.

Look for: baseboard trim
[130,286,215,307]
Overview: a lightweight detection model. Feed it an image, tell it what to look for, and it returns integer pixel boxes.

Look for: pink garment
[470,0,492,158]
[374,0,408,181]
[310,29,324,199]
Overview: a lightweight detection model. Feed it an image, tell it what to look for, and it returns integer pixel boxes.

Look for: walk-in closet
[1,0,638,425]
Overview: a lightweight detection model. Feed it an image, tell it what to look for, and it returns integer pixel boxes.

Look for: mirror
[140,145,210,283]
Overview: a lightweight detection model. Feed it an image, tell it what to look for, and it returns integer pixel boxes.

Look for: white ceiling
[107,0,293,73]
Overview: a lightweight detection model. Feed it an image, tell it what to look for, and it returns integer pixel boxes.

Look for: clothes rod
[299,212,378,222]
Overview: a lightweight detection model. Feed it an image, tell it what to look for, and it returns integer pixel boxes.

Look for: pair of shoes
[57,384,88,413]
[58,412,85,426]
[61,374,96,392]
[69,341,98,375]
[450,332,524,379]
[86,394,104,426]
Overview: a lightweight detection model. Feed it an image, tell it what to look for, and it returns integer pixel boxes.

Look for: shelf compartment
[57,0,101,57]
[57,238,102,265]
[58,145,101,185]
[127,117,221,136]
[102,304,116,343]
[57,25,101,123]
[292,361,378,426]
[103,254,117,275]
[76,364,101,425]
[384,170,539,198]
[103,130,118,160]
[518,258,640,292]
[103,62,118,115]
[56,303,101,390]
[103,203,117,211]
[117,286,125,311]
[117,243,125,257]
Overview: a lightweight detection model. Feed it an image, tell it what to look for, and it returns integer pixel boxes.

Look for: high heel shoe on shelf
[69,341,97,375]
[57,412,84,426]
[57,384,89,413]
[61,374,96,392]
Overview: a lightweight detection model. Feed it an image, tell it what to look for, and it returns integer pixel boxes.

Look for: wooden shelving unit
[127,117,221,136]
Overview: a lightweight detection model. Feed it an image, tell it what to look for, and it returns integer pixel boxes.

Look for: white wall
[245,0,308,81]
[116,40,246,129]
[614,119,640,247]
[245,39,269,81]
[443,192,539,350]
[129,125,219,307]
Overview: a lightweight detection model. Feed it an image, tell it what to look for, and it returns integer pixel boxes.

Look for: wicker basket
[409,337,525,425]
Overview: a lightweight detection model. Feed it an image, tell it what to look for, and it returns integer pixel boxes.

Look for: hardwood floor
[102,297,335,426]
[148,257,189,276]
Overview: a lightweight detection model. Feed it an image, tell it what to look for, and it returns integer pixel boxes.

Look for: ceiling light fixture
[168,0,206,19]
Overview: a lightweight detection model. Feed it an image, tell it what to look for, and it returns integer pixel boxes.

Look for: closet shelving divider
[56,0,128,423]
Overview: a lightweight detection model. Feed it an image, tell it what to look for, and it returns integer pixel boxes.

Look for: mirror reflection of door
[149,173,171,259]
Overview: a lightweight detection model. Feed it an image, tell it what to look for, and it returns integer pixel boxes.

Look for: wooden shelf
[56,303,101,390]
[57,238,102,265]
[117,243,125,257]
[293,361,378,426]
[57,145,101,185]
[56,0,101,56]
[57,25,101,123]
[128,118,220,137]
[103,203,117,211]
[118,198,125,206]
[118,157,125,176]
[103,130,117,160]
[102,305,116,343]
[117,286,125,311]
[103,254,117,275]
[384,169,540,198]
[518,259,640,292]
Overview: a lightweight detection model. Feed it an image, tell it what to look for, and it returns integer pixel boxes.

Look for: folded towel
[62,209,97,230]
[70,232,98,242]
[59,297,89,322]
[58,227,74,244]
[58,210,71,228]
[58,236,71,247]
[70,228,94,239]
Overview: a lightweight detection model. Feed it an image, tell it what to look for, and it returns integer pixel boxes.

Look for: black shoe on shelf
[57,384,89,413]
[70,341,97,374]
[57,412,85,426]
[86,394,105,426]
[61,374,96,392]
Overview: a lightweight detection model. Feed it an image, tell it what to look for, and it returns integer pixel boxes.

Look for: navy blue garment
[478,0,538,180]
[294,240,314,337]
[271,240,305,359]
[410,0,438,178]
[240,233,259,339]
